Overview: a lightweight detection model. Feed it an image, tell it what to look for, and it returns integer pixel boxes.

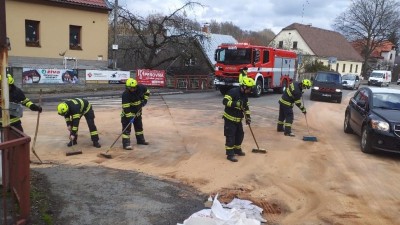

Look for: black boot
[284,132,295,137]
[137,135,149,145]
[234,149,246,156]
[67,140,77,147]
[123,139,133,150]
[227,155,238,162]
[93,141,101,148]
[277,124,284,132]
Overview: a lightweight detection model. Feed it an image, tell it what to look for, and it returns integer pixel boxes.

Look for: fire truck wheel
[253,80,262,97]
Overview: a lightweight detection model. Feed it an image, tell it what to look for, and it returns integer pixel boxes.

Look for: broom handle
[31,89,42,163]
[301,96,311,135]
[243,109,260,149]
[105,115,136,154]
[248,124,260,149]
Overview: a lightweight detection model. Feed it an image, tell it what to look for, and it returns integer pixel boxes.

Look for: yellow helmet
[302,79,312,89]
[125,78,138,88]
[0,74,14,85]
[242,77,255,88]
[57,103,69,115]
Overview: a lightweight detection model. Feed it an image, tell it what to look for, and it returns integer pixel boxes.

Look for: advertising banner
[22,68,79,84]
[136,69,165,87]
[86,70,130,84]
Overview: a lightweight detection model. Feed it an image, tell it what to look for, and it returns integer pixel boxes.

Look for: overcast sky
[118,0,351,34]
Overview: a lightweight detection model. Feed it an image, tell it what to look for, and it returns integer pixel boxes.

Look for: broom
[99,117,135,159]
[302,97,317,142]
[242,110,267,154]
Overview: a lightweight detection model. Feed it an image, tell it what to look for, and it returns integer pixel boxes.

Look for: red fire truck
[213,43,297,96]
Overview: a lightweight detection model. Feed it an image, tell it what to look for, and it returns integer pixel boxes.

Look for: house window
[350,64,353,73]
[278,41,283,48]
[342,64,346,73]
[336,63,339,72]
[25,20,40,47]
[355,65,358,73]
[70,25,82,50]
[292,41,298,49]
[185,58,196,66]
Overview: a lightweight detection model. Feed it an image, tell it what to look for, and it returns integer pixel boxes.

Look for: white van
[368,70,391,87]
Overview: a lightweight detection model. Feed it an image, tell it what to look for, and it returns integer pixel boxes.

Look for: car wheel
[361,125,375,154]
[337,97,342,104]
[344,111,353,134]
[352,84,356,90]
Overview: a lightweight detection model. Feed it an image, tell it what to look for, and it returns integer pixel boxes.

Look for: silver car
[342,74,361,90]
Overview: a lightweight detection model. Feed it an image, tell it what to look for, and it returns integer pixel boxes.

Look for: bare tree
[116,1,204,70]
[333,0,400,75]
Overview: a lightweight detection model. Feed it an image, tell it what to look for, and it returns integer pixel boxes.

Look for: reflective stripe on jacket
[222,87,250,123]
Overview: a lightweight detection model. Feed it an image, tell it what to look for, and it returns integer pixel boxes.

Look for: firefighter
[0,74,42,132]
[57,98,101,148]
[277,79,312,136]
[222,76,255,162]
[238,67,248,85]
[121,78,150,150]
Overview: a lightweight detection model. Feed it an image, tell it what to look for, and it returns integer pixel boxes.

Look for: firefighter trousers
[224,118,244,156]
[75,109,99,142]
[121,115,145,146]
[277,104,294,134]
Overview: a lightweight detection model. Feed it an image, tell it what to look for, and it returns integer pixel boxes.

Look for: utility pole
[0,0,10,128]
[113,0,118,69]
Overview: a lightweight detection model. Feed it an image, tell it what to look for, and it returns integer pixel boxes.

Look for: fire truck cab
[214,43,297,97]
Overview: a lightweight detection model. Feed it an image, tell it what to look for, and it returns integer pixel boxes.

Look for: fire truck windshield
[215,48,252,65]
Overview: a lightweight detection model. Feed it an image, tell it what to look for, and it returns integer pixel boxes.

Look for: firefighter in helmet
[222,76,255,162]
[238,67,248,85]
[277,79,312,136]
[0,74,42,132]
[57,98,101,148]
[121,78,150,150]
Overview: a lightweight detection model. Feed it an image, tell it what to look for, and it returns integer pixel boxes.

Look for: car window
[316,73,341,83]
[373,93,400,109]
[353,89,369,109]
[342,75,355,80]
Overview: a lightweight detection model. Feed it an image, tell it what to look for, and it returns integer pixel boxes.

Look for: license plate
[322,94,331,97]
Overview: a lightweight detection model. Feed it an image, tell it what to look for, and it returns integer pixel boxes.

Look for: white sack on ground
[178,195,266,225]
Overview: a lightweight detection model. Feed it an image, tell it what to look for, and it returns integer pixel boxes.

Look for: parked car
[342,74,361,90]
[397,78,400,85]
[310,71,343,103]
[344,87,400,154]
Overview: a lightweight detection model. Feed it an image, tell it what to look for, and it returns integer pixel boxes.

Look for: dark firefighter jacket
[0,84,39,124]
[62,98,91,135]
[223,87,250,123]
[279,82,305,111]
[121,84,150,119]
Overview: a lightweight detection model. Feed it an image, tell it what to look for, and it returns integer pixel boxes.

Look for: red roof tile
[47,0,111,10]
[351,40,394,59]
[282,23,363,62]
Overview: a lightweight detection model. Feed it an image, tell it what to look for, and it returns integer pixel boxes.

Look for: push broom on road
[243,112,267,154]
[302,97,317,142]
[66,136,82,156]
[99,117,135,159]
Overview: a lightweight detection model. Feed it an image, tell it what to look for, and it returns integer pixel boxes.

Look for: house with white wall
[270,23,363,75]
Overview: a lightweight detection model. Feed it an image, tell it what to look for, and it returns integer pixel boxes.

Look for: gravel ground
[29,164,206,225]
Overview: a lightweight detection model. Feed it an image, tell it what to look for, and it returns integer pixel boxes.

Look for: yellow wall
[6,1,109,61]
